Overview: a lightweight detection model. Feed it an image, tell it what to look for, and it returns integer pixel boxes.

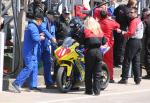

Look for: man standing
[118,7,144,84]
[38,10,57,88]
[55,7,71,46]
[12,14,45,93]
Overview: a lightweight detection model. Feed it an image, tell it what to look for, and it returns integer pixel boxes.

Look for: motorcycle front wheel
[56,67,73,93]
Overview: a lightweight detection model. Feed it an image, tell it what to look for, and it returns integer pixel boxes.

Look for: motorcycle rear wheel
[101,62,110,90]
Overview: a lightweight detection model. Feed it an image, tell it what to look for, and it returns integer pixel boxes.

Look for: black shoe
[135,81,141,85]
[135,79,141,85]
[85,91,93,95]
[30,87,42,91]
[11,82,21,93]
[46,84,57,89]
[142,75,150,79]
[109,80,115,83]
[118,79,128,84]
[94,92,100,96]
[94,91,100,96]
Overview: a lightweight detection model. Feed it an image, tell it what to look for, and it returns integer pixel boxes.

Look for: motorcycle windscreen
[62,37,75,48]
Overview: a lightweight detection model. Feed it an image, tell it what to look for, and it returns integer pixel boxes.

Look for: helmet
[69,17,83,30]
[62,7,71,14]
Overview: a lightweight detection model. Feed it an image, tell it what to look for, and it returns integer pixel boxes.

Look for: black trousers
[114,32,127,66]
[85,48,102,94]
[145,38,150,75]
[121,38,142,82]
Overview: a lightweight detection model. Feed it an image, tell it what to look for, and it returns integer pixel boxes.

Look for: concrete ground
[0,68,150,103]
[0,78,150,103]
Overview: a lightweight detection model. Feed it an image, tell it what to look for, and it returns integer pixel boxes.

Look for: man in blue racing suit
[12,14,45,93]
[38,10,57,88]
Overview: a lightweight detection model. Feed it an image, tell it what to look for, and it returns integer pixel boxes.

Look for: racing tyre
[56,67,73,93]
[101,62,110,90]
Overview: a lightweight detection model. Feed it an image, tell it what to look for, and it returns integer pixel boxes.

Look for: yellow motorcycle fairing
[55,42,79,77]
[59,63,73,77]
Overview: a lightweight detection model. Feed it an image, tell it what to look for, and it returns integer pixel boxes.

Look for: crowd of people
[0,0,149,96]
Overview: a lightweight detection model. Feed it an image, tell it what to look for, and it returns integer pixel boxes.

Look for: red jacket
[83,28,104,49]
[124,18,143,39]
[100,18,120,47]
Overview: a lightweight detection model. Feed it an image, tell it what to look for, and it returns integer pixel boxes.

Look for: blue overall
[39,17,56,86]
[13,20,40,88]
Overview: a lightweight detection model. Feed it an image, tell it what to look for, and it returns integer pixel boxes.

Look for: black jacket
[114,4,130,30]
[55,15,71,40]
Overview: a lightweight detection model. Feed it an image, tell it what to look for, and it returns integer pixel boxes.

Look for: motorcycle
[54,37,110,93]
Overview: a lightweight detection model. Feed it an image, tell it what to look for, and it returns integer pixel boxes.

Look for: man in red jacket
[99,10,120,83]
[118,7,144,84]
